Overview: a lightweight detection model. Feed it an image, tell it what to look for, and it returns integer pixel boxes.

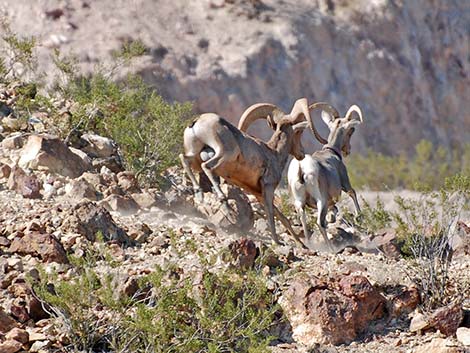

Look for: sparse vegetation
[34,248,282,353]
[393,174,470,310]
[0,28,192,186]
[347,140,470,191]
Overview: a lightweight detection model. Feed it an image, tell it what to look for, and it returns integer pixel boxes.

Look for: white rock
[456,327,470,346]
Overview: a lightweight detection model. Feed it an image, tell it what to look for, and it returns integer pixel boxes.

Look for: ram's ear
[266,114,276,130]
[321,110,336,129]
[342,119,362,130]
[292,121,308,132]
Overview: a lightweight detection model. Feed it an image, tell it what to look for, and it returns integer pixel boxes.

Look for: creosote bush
[0,27,192,186]
[34,249,281,353]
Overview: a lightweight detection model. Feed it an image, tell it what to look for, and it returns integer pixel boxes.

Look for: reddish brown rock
[131,191,158,209]
[392,287,420,317]
[0,339,23,353]
[5,328,29,344]
[280,274,386,346]
[10,301,30,323]
[0,308,18,333]
[7,166,42,199]
[197,185,254,232]
[61,201,131,244]
[65,178,98,201]
[429,302,463,337]
[9,231,68,263]
[101,194,140,215]
[0,162,11,178]
[228,238,258,269]
[81,133,117,158]
[28,296,50,322]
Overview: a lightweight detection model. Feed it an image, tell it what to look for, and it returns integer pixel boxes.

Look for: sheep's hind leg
[200,152,237,220]
[179,154,203,202]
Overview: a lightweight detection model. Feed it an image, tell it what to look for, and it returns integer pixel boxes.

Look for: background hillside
[1,0,469,155]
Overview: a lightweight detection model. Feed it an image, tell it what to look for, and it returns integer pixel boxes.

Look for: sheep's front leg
[179,154,203,202]
[262,185,282,245]
[317,199,333,251]
[273,205,307,248]
[294,200,310,240]
[347,189,361,216]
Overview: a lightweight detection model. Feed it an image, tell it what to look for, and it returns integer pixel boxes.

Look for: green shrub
[0,28,193,186]
[347,140,470,191]
[52,50,193,185]
[342,197,392,235]
[0,19,37,80]
[34,254,281,352]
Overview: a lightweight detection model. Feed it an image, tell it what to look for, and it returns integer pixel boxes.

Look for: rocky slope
[0,81,469,351]
[1,0,469,155]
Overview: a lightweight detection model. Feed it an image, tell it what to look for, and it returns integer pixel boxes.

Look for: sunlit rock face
[2,0,468,154]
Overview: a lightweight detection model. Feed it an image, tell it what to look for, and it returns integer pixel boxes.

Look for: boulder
[279,274,386,346]
[9,231,68,263]
[391,286,421,317]
[93,156,124,173]
[60,201,132,244]
[5,328,29,344]
[65,178,98,201]
[456,327,470,346]
[131,191,158,209]
[101,194,140,215]
[0,163,11,178]
[80,133,117,158]
[197,184,254,232]
[227,238,258,269]
[7,166,42,199]
[18,134,91,178]
[0,308,18,333]
[429,302,463,337]
[0,340,23,353]
[117,171,141,193]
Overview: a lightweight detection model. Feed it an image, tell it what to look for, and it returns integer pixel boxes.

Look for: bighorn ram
[180,98,314,246]
[287,103,363,247]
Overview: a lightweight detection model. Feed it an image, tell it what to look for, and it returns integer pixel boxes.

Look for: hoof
[195,190,204,203]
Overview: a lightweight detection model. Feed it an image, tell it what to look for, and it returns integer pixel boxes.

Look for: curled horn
[277,97,311,126]
[237,103,281,132]
[307,102,340,145]
[344,104,363,122]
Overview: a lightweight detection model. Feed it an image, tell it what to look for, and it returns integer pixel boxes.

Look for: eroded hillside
[1,0,469,154]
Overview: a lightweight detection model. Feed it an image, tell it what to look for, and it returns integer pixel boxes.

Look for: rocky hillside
[1,0,469,155]
[0,83,470,352]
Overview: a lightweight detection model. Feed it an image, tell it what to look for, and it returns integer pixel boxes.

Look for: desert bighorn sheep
[180,98,315,246]
[287,103,363,247]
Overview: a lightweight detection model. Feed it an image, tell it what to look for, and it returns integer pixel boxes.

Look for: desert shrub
[34,253,281,353]
[0,26,193,186]
[341,196,392,235]
[49,46,193,185]
[393,174,470,310]
[347,140,470,191]
[0,19,37,80]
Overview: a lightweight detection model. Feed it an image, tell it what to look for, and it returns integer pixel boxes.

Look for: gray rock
[19,134,91,178]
